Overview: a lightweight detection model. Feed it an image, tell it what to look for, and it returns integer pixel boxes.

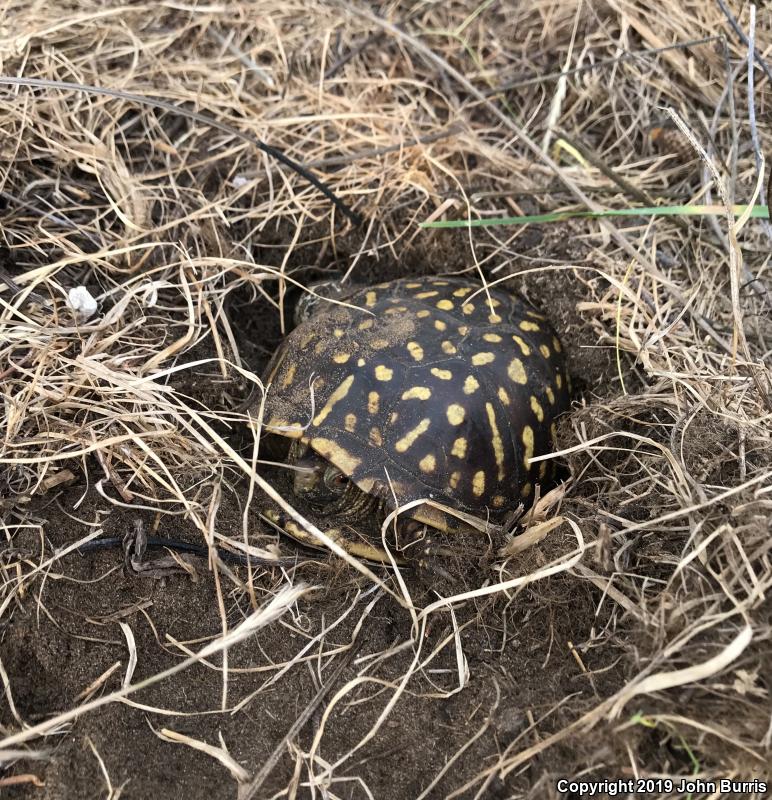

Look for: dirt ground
[5,223,628,800]
[1,2,771,799]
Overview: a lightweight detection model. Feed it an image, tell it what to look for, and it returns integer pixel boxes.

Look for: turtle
[259,277,571,564]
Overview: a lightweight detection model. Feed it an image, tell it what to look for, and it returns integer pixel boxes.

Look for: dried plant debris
[0,1,770,798]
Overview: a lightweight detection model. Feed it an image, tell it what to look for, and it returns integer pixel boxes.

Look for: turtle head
[285,439,384,526]
[294,280,347,326]
[289,441,351,508]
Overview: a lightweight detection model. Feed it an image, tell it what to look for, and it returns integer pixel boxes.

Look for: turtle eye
[323,465,348,493]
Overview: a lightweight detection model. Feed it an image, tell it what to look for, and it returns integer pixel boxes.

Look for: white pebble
[68,286,98,318]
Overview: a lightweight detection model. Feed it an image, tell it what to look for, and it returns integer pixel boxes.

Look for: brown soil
[0,227,717,799]
[2,2,771,799]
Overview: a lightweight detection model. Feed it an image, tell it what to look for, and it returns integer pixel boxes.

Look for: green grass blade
[421,204,771,229]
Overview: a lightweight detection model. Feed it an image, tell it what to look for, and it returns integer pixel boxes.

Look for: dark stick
[325,30,387,79]
[716,0,772,84]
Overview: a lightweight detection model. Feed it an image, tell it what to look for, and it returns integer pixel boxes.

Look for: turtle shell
[262,277,570,529]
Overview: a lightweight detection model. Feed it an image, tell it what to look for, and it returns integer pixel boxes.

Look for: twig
[716,0,772,84]
[324,30,386,79]
[744,5,771,244]
[746,6,763,179]
[484,36,723,96]
[207,28,275,89]
[556,129,689,234]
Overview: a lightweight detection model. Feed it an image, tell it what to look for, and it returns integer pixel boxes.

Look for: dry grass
[0,0,770,797]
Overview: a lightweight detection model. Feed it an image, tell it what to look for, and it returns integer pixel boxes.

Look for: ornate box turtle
[260,277,570,563]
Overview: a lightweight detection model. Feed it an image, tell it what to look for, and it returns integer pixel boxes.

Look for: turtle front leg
[395,518,457,582]
[265,507,406,565]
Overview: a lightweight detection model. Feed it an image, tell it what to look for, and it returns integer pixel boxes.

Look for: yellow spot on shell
[437,299,454,311]
[550,423,557,443]
[539,462,547,480]
[375,365,393,381]
[472,352,495,366]
[313,375,355,426]
[539,344,551,358]
[486,402,505,480]
[520,482,532,498]
[498,386,510,405]
[488,314,502,323]
[332,353,350,364]
[512,335,531,355]
[280,363,297,389]
[458,326,469,335]
[453,286,473,297]
[483,333,502,343]
[419,454,436,473]
[462,303,475,315]
[390,412,399,423]
[372,339,389,350]
[405,282,422,289]
[334,328,344,338]
[368,391,380,414]
[344,413,357,432]
[432,280,449,286]
[556,373,563,390]
[552,336,562,352]
[507,358,527,384]
[526,309,546,320]
[415,290,439,299]
[463,375,479,394]
[546,386,555,405]
[358,319,374,331]
[447,404,465,425]
[365,291,377,307]
[449,471,461,489]
[311,437,361,475]
[434,319,447,331]
[417,309,431,318]
[441,341,457,354]
[357,358,365,367]
[451,437,467,458]
[522,425,534,468]
[265,417,289,432]
[407,341,424,361]
[530,396,544,422]
[492,495,506,508]
[395,418,431,452]
[472,470,486,497]
[520,320,540,332]
[402,386,431,400]
[369,427,383,446]
[431,368,452,380]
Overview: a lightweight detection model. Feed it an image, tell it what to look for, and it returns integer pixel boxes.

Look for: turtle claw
[397,520,459,582]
